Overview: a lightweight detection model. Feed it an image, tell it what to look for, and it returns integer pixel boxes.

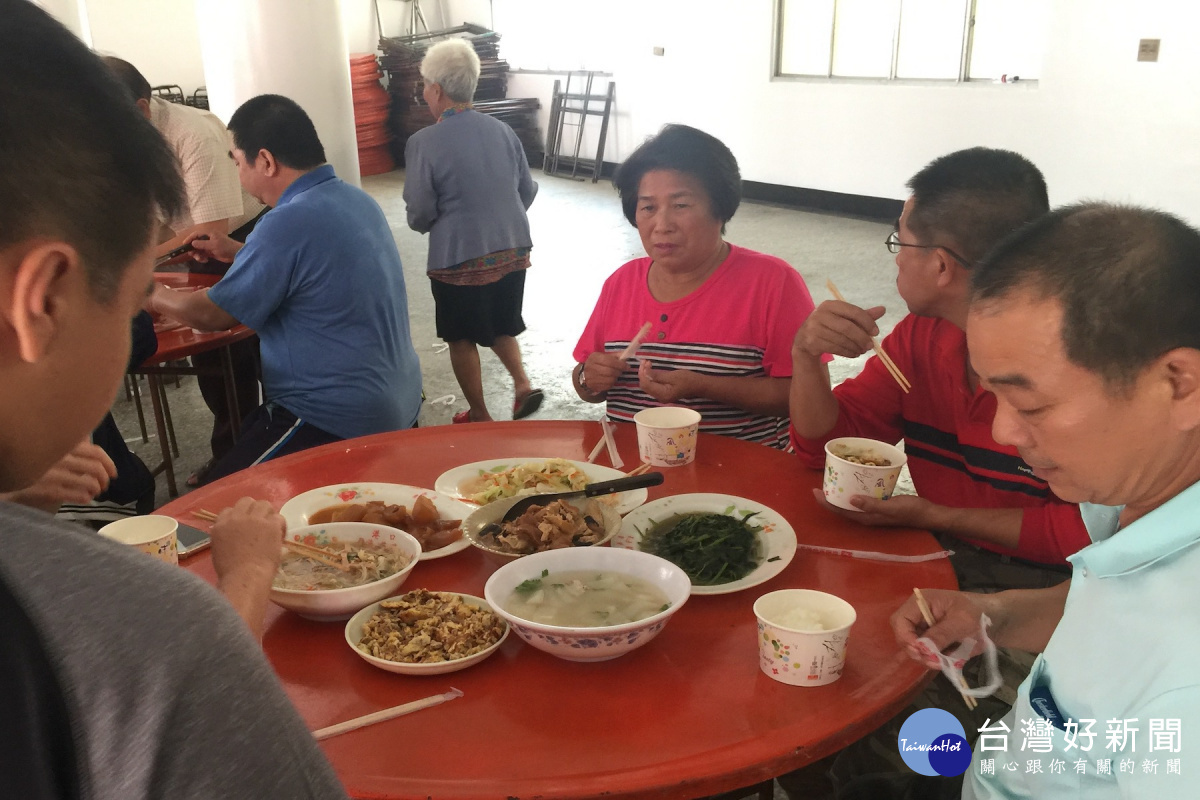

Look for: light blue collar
[1070,479,1200,577]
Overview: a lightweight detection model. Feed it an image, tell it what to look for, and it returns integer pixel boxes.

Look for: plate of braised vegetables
[610,494,796,595]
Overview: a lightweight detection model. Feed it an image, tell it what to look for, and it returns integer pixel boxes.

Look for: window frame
[772,0,1025,84]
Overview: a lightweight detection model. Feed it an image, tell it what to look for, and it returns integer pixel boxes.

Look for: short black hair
[906,147,1049,264]
[100,56,151,102]
[228,95,326,171]
[0,2,183,302]
[613,124,741,230]
[971,203,1200,388]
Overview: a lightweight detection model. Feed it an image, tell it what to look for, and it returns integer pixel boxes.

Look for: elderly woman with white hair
[404,37,542,423]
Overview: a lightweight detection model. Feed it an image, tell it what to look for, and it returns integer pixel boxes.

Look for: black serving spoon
[495,472,664,524]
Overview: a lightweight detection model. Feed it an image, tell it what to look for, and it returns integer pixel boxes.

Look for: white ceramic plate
[279,483,473,561]
[345,592,509,675]
[611,493,797,595]
[434,458,648,516]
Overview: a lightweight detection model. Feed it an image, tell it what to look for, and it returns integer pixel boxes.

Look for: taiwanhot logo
[897,708,972,777]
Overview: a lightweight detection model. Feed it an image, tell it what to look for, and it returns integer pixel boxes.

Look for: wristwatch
[578,362,591,392]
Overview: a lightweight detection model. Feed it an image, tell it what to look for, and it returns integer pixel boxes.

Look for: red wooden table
[160,420,956,799]
[133,272,256,496]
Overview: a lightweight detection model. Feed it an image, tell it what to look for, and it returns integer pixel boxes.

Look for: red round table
[159,420,956,799]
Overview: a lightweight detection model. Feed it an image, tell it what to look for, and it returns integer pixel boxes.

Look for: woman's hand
[580,351,629,395]
[638,360,699,402]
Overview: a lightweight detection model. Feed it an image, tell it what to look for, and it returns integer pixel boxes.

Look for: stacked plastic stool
[350,53,395,177]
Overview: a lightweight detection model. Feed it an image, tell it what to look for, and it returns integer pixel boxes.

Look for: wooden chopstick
[312,688,464,741]
[618,321,653,361]
[913,588,977,710]
[284,540,352,572]
[585,435,606,463]
[825,279,911,393]
[625,463,653,477]
[192,508,219,522]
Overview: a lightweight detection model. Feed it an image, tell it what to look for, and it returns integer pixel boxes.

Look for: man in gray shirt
[0,4,344,797]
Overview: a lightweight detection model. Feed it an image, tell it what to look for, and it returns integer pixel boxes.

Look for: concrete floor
[113,170,904,508]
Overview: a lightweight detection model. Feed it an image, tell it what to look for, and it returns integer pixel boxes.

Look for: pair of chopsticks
[625,463,654,477]
[825,279,911,394]
[912,588,977,710]
[313,688,464,741]
[585,418,624,469]
[192,508,350,572]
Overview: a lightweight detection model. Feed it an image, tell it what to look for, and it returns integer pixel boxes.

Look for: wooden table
[133,272,255,496]
[160,421,956,799]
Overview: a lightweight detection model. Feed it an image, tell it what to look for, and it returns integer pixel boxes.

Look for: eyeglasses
[884,230,971,269]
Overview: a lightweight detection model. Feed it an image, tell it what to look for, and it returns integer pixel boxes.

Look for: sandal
[186,458,215,488]
[452,410,474,424]
[513,389,544,420]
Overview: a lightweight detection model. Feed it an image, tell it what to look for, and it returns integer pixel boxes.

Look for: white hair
[420,38,480,103]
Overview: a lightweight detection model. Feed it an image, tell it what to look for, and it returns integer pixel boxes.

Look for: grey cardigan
[403,109,537,270]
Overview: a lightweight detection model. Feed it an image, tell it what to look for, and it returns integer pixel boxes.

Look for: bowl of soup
[483,546,691,662]
[270,522,422,621]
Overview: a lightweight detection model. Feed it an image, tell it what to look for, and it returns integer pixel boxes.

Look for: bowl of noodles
[270,522,422,621]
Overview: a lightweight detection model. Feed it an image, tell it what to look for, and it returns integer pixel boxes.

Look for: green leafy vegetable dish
[637,507,762,585]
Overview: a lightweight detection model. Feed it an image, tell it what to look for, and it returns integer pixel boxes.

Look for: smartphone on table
[176,522,212,558]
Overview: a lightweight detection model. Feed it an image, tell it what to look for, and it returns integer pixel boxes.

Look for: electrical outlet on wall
[1137,39,1160,62]
[652,46,665,56]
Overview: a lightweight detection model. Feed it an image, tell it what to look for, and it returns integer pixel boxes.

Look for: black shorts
[201,402,341,485]
[430,270,527,347]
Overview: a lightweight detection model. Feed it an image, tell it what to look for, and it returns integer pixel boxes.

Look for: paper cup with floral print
[822,437,906,511]
[754,589,856,686]
[100,515,179,565]
[634,406,701,467]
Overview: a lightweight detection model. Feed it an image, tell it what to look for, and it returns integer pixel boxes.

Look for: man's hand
[638,360,700,403]
[0,439,116,512]
[812,488,935,529]
[580,351,629,395]
[211,498,286,639]
[188,230,242,264]
[891,588,993,668]
[792,300,887,361]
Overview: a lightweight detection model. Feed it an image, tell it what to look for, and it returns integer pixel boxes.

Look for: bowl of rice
[269,522,421,621]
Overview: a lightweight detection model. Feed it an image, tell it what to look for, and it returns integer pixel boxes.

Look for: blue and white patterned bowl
[483,546,691,662]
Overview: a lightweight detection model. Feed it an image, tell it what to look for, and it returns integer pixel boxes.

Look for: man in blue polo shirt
[153,94,422,481]
[893,203,1200,799]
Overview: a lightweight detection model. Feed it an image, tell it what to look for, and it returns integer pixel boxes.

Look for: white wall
[86,0,207,94]
[444,0,1200,223]
[67,0,1200,222]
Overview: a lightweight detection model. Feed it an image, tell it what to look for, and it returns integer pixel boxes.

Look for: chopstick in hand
[284,540,352,572]
[312,688,465,741]
[825,279,911,393]
[618,322,653,361]
[913,588,977,710]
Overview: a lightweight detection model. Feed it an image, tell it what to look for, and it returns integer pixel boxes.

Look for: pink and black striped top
[573,245,819,450]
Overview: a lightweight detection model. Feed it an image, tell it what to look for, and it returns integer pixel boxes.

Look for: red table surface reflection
[160,420,956,800]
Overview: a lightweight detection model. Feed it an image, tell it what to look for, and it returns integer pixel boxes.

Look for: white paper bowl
[484,547,691,662]
[822,437,907,511]
[270,522,421,621]
[462,495,623,565]
[345,592,509,675]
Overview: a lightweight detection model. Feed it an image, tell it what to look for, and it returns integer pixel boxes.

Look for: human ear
[256,149,278,177]
[4,241,78,363]
[1160,348,1200,431]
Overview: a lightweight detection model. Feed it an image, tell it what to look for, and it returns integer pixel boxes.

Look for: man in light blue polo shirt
[892,203,1200,799]
[152,95,422,482]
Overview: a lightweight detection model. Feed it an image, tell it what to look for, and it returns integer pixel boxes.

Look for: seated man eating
[151,95,423,483]
[895,202,1200,800]
[790,147,1088,593]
